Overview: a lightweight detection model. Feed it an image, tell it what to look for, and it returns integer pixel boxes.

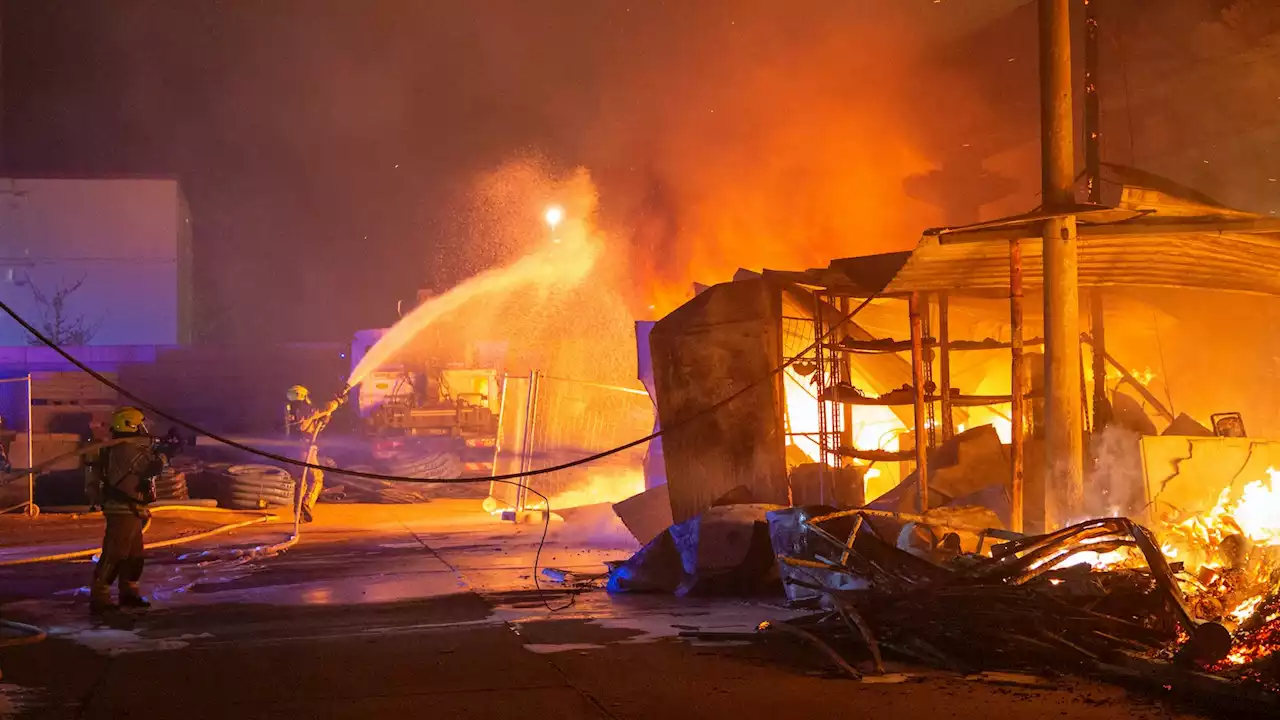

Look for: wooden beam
[939,292,954,441]
[1090,290,1111,430]
[935,217,1280,246]
[1010,237,1026,534]
[1080,333,1174,422]
[909,292,929,511]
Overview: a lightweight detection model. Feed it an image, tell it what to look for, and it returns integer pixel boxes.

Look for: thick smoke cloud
[10,1,1273,345]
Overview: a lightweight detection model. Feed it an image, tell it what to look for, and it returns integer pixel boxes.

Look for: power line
[0,290,879,609]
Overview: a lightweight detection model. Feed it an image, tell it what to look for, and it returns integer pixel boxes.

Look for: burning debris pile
[1157,467,1280,673]
[753,506,1280,710]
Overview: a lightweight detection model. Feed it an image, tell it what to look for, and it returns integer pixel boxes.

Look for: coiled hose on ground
[0,619,46,649]
[220,464,296,510]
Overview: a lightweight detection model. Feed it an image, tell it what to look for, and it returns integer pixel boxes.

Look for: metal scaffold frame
[0,374,35,516]
[812,290,847,483]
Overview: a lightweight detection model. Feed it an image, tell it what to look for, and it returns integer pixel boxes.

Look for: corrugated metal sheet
[760,251,912,294]
[886,221,1280,296]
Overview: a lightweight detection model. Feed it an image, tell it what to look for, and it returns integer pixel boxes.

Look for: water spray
[345,208,598,391]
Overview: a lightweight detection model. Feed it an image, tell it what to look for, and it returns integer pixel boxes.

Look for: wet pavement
[0,502,1203,719]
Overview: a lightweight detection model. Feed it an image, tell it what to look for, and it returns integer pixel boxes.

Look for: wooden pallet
[29,372,119,404]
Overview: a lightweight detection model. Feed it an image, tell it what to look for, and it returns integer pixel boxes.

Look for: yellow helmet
[111,406,146,434]
[287,385,310,403]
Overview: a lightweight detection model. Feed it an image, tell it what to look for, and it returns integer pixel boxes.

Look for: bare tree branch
[23,274,103,346]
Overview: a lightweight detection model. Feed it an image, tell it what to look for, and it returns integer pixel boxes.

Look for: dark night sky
[5,1,1268,346]
[6,1,583,344]
[0,1,1034,345]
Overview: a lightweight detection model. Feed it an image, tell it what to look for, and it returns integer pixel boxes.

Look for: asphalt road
[0,503,1204,720]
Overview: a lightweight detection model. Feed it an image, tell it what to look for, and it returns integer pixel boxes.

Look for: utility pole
[1039,0,1084,526]
[1084,0,1111,433]
[1084,0,1100,206]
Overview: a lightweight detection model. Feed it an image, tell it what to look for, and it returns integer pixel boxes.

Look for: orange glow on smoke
[543,469,647,510]
[592,9,945,317]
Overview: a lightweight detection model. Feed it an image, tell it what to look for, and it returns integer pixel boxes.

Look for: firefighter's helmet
[287,385,310,403]
[111,406,146,435]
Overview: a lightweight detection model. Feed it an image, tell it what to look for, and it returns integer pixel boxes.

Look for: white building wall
[0,178,191,346]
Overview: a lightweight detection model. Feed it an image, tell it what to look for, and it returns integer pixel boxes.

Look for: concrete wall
[0,177,193,346]
[0,343,346,436]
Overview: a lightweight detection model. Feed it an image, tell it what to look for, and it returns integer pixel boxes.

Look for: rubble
[756,510,1280,711]
[607,503,780,596]
[607,486,1280,710]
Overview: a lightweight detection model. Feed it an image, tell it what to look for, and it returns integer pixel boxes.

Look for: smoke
[571,3,950,314]
[1085,424,1147,519]
[548,507,641,552]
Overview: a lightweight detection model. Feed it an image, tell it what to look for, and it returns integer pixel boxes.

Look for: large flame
[779,365,909,501]
[1159,467,1280,667]
[1233,469,1280,545]
[546,468,647,511]
[1161,468,1280,564]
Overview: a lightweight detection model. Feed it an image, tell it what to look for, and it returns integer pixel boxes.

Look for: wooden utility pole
[1040,0,1084,526]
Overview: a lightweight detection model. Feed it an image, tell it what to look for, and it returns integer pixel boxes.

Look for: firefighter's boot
[300,467,323,524]
[117,559,151,610]
[90,560,119,615]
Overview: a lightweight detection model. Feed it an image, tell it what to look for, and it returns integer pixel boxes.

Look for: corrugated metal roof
[887,173,1280,297]
[886,220,1280,296]
[761,251,912,295]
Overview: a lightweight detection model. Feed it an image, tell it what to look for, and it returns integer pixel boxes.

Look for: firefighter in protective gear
[284,385,312,438]
[284,386,345,523]
[89,407,165,615]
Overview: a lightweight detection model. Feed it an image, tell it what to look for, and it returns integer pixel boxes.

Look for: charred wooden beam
[909,292,929,511]
[837,446,916,462]
[939,292,955,441]
[1080,333,1173,421]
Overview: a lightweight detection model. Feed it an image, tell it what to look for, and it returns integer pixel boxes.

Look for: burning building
[640,169,1280,682]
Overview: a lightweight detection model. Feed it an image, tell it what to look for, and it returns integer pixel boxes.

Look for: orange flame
[1160,468,1280,666]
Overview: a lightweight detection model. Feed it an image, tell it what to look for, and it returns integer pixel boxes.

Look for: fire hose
[0,504,281,568]
[0,293,881,610]
[0,440,298,567]
[0,619,46,649]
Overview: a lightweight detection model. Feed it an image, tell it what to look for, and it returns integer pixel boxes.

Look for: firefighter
[284,385,345,522]
[284,385,313,438]
[89,407,165,615]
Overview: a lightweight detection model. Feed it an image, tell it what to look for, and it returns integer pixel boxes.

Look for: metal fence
[0,375,34,515]
[489,371,653,512]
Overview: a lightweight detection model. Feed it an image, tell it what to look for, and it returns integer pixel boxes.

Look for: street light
[544,205,564,230]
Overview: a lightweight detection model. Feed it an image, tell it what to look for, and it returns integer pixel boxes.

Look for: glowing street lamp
[544,205,564,230]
